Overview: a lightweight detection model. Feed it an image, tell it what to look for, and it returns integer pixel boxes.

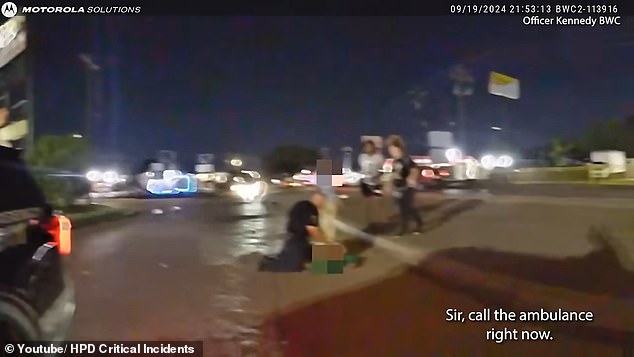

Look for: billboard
[0,16,28,149]
[488,72,520,100]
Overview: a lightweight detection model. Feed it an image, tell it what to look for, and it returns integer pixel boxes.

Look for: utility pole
[407,87,429,148]
[105,17,122,155]
[78,54,100,143]
[449,64,474,150]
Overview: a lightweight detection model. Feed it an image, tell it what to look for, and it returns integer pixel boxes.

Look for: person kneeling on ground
[259,190,345,272]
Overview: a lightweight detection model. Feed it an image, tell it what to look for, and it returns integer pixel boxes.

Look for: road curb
[334,214,634,338]
[509,181,634,186]
[68,207,138,229]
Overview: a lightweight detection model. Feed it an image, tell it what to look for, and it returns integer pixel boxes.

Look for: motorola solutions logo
[1,3,141,17]
[1,2,17,18]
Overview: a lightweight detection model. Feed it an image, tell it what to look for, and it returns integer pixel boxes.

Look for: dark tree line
[544,116,634,165]
[261,144,321,175]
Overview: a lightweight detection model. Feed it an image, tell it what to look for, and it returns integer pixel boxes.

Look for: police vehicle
[0,145,75,342]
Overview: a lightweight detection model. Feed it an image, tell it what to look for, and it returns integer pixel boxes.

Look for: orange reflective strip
[56,215,72,255]
[46,216,59,242]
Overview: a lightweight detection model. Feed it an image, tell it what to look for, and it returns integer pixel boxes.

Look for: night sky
[28,16,634,163]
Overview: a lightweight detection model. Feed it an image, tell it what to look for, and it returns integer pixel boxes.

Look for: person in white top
[358,140,385,233]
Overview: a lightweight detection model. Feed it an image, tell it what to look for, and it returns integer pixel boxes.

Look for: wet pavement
[67,192,304,355]
[66,186,634,356]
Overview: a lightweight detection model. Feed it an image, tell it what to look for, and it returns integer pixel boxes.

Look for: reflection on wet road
[67,193,301,354]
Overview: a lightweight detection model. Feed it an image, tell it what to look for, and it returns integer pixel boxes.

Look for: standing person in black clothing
[259,190,344,272]
[386,135,423,237]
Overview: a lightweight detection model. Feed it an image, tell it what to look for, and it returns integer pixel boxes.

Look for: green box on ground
[310,260,344,274]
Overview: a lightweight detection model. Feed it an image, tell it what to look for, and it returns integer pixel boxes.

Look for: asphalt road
[65,186,633,356]
[66,191,305,343]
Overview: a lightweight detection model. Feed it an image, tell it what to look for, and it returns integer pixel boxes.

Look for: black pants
[258,235,311,272]
[396,187,422,234]
[360,182,381,197]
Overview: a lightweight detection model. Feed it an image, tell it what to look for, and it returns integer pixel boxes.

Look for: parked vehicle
[0,145,75,342]
[382,152,482,190]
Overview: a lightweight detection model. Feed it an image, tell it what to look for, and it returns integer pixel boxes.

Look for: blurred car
[0,145,75,343]
[194,173,215,193]
[206,172,231,191]
[229,171,267,202]
[289,169,356,187]
[134,161,197,196]
[144,169,197,195]
[292,169,316,186]
[194,163,216,193]
[212,170,262,192]
[270,173,304,188]
[382,151,485,190]
[84,168,130,193]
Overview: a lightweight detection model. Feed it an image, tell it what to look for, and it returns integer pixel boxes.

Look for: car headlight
[102,171,119,184]
[480,155,497,170]
[214,175,228,183]
[231,182,265,201]
[497,155,514,168]
[86,170,102,182]
[446,148,463,162]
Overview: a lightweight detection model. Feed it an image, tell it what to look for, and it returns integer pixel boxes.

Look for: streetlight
[78,54,101,143]
[79,54,100,71]
[72,133,83,139]
[490,126,504,149]
[230,158,243,167]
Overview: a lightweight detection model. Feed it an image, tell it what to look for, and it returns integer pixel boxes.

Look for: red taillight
[439,170,450,177]
[45,215,72,255]
[421,169,435,178]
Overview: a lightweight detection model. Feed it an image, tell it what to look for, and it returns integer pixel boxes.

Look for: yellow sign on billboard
[488,72,520,99]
